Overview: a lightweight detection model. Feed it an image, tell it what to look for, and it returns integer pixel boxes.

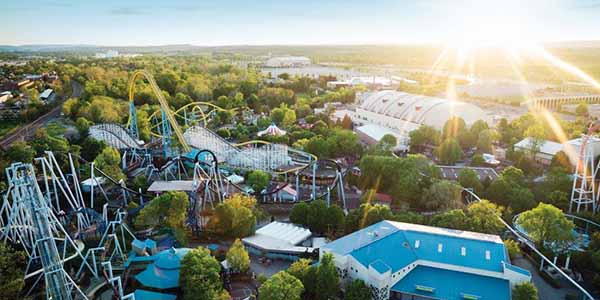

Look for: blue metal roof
[391,265,510,300]
[370,260,392,273]
[326,221,508,274]
[133,289,177,300]
[134,247,191,289]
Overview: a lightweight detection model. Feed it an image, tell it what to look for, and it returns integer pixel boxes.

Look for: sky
[2,0,600,46]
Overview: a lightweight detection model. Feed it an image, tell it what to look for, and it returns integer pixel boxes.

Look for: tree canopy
[180,247,229,300]
[226,239,250,273]
[259,271,304,300]
[516,203,575,250]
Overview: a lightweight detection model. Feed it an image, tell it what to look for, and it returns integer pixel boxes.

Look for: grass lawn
[0,121,20,138]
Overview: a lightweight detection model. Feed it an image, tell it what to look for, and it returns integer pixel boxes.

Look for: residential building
[321,220,531,300]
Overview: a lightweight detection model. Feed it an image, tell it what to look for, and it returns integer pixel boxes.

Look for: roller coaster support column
[128,102,139,140]
[161,109,172,158]
[295,171,300,199]
[5,162,90,300]
[311,162,317,200]
[337,169,346,210]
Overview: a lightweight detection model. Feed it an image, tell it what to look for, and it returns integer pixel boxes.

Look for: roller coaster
[90,70,348,206]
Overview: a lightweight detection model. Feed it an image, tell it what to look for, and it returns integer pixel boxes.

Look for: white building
[327,76,401,89]
[514,136,600,167]
[355,90,489,130]
[242,221,315,260]
[355,123,413,152]
[321,220,531,300]
[39,88,55,103]
[264,56,311,68]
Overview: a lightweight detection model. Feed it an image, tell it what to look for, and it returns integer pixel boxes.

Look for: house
[321,220,531,300]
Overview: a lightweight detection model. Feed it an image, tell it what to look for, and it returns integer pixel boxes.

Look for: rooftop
[391,265,510,300]
[242,221,313,254]
[323,220,508,274]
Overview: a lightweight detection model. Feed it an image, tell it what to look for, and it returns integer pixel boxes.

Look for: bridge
[522,94,600,110]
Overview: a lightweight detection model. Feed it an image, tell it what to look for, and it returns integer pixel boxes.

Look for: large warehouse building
[355,91,490,131]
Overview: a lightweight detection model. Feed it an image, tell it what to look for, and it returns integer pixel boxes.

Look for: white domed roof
[359,91,488,129]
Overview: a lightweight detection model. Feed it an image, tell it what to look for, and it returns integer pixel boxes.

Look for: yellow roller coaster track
[146,101,236,137]
[126,70,191,153]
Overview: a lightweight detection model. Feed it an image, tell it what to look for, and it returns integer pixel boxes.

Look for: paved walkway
[512,256,579,300]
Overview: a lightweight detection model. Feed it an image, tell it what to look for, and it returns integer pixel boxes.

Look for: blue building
[321,221,531,300]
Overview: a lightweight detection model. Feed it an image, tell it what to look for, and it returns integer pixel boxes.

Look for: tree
[94,147,125,181]
[575,101,589,117]
[289,202,310,225]
[516,203,575,249]
[345,279,372,300]
[442,116,467,140]
[466,200,504,234]
[0,242,26,299]
[304,136,330,158]
[341,114,353,129]
[421,180,464,211]
[457,168,484,194]
[512,281,538,300]
[430,209,469,230]
[259,271,304,300]
[287,258,316,298]
[226,239,250,273]
[550,150,571,171]
[180,247,227,300]
[6,141,34,163]
[476,129,496,153]
[210,194,257,238]
[436,138,463,164]
[81,137,106,161]
[409,125,440,149]
[471,154,485,166]
[246,170,272,192]
[315,253,339,300]
[505,239,522,260]
[524,124,546,158]
[372,134,397,155]
[135,191,189,244]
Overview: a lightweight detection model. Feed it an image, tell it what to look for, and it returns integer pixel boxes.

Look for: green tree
[135,191,189,244]
[287,258,316,298]
[372,134,397,155]
[524,124,546,158]
[259,271,304,300]
[304,136,330,158]
[430,209,469,230]
[457,168,484,194]
[466,200,505,234]
[575,101,589,117]
[226,239,250,273]
[345,279,372,300]
[180,247,227,300]
[210,194,257,238]
[0,242,26,299]
[512,281,538,300]
[246,170,272,192]
[93,147,125,181]
[421,180,464,211]
[289,202,310,225]
[6,141,34,163]
[516,203,575,249]
[436,138,463,164]
[442,116,467,140]
[476,129,496,153]
[505,239,522,260]
[409,125,440,149]
[470,154,485,166]
[550,150,571,171]
[315,253,339,300]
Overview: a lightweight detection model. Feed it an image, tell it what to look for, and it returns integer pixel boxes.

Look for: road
[0,81,83,150]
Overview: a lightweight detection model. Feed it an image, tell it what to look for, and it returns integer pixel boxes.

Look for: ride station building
[321,220,531,300]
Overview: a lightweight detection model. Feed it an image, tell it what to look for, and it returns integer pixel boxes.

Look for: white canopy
[227,174,244,184]
[257,123,286,137]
